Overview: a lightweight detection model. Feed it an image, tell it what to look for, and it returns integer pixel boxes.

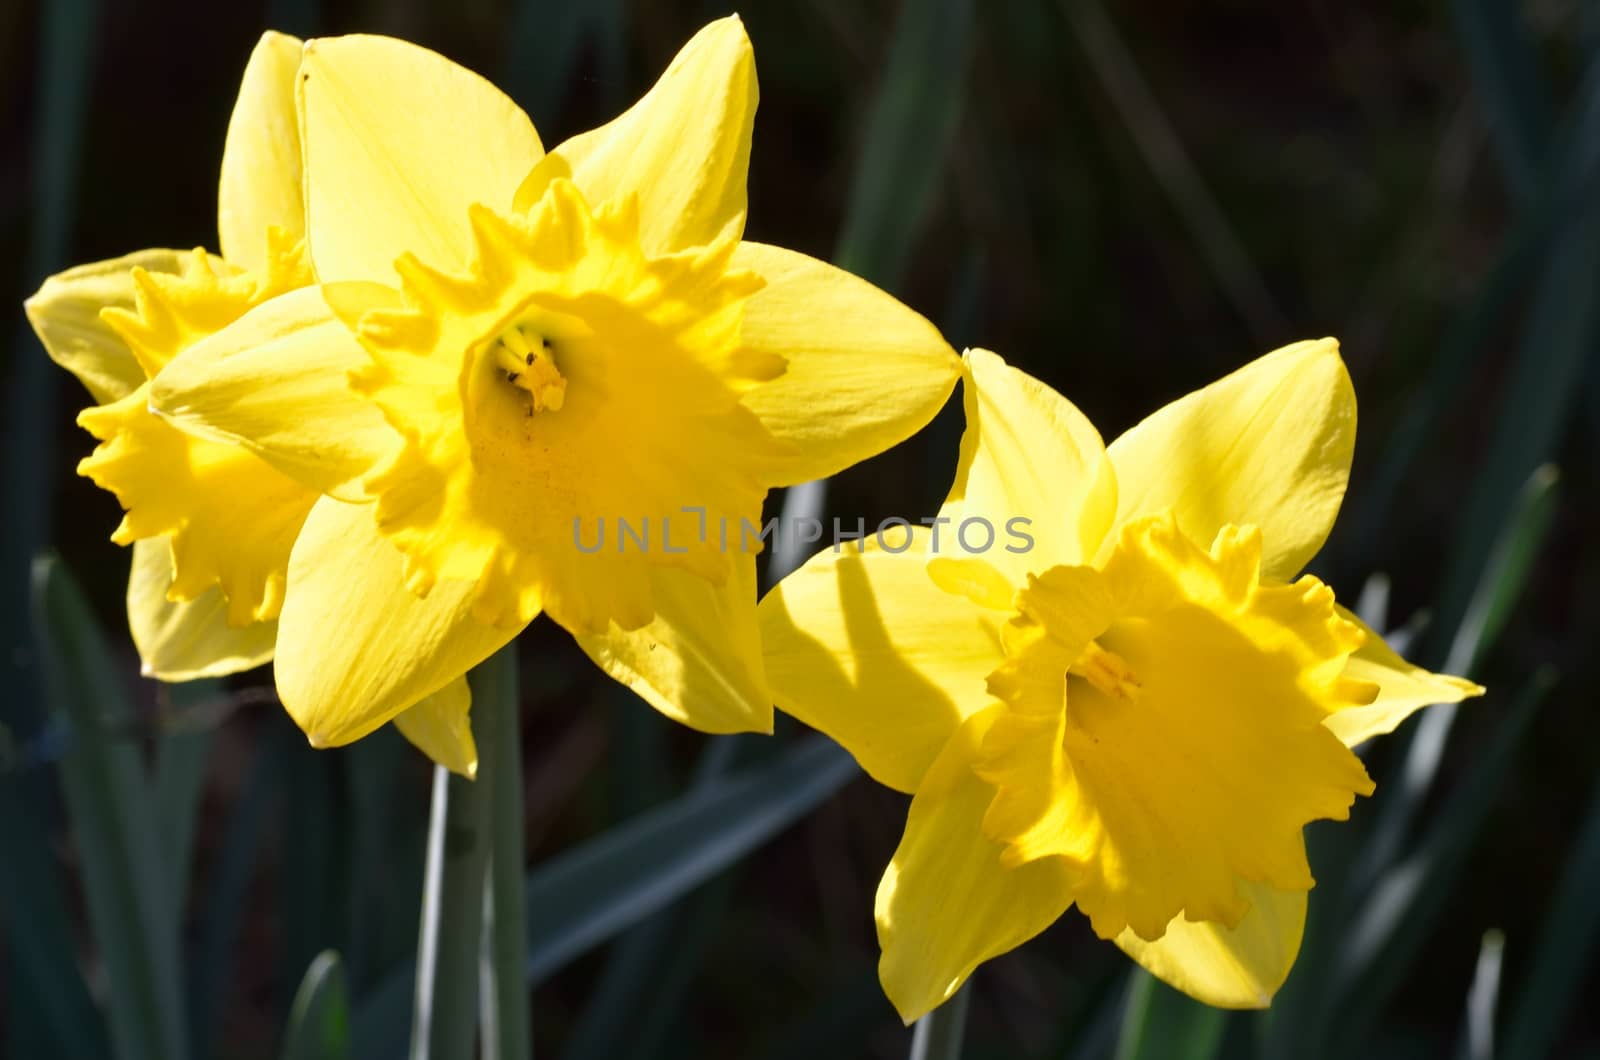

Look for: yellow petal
[218,32,305,272]
[937,349,1117,593]
[758,528,1004,793]
[126,538,275,680]
[577,554,771,735]
[1113,880,1307,1009]
[1105,338,1354,581]
[1323,608,1484,747]
[393,677,477,777]
[148,286,399,501]
[877,705,1074,1023]
[25,249,190,403]
[298,34,544,283]
[732,242,960,486]
[516,16,755,254]
[275,497,520,747]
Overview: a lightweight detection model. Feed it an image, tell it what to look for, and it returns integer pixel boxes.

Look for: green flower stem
[909,983,971,1060]
[480,647,530,1060]
[410,644,521,1060]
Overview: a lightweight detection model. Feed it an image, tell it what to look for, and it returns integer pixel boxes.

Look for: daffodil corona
[147,18,960,771]
[758,342,1481,1020]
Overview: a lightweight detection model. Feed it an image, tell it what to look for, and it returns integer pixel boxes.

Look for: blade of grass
[1447,464,1562,677]
[1460,930,1505,1060]
[601,870,745,1060]
[31,555,188,1060]
[833,0,978,289]
[909,983,971,1060]
[1356,464,1558,890]
[1330,670,1554,1052]
[282,951,351,1060]
[1290,463,1559,1058]
[558,734,741,1060]
[1337,48,1600,578]
[523,735,856,983]
[1428,56,1600,659]
[1499,775,1600,1059]
[1113,971,1226,1060]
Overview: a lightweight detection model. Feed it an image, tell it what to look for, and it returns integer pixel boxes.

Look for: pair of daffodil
[29,16,1479,1025]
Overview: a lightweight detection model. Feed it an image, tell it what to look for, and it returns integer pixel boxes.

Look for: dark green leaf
[834,0,978,288]
[0,781,109,1059]
[1113,971,1225,1060]
[523,735,856,983]
[1450,0,1555,204]
[152,680,218,920]
[31,555,188,1060]
[1500,777,1600,1059]
[1330,671,1554,1051]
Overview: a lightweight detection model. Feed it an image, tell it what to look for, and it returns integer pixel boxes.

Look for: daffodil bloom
[147,17,959,771]
[758,341,1481,1020]
[24,34,479,771]
[24,33,313,681]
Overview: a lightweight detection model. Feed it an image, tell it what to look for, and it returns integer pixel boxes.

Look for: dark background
[1,1,1597,1057]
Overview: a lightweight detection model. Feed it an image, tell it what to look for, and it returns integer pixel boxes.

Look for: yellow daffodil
[24,32,312,681]
[23,33,476,772]
[758,341,1482,1021]
[146,17,959,772]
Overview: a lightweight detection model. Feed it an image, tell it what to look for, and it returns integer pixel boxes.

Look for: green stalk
[908,983,971,1060]
[478,648,529,1060]
[410,647,519,1059]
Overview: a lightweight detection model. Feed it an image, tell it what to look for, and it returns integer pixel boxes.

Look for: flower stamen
[1069,639,1140,699]
[494,324,566,412]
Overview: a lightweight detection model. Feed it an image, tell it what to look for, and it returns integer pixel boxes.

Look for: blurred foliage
[1,0,1598,1058]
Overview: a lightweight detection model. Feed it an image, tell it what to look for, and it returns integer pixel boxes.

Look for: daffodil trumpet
[759,340,1483,1020]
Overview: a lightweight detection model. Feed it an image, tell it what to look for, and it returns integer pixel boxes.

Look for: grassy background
[1,1,1597,1057]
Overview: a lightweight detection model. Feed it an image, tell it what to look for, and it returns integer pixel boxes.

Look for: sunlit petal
[299,33,543,283]
[1105,339,1354,580]
[275,497,519,747]
[759,529,1003,793]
